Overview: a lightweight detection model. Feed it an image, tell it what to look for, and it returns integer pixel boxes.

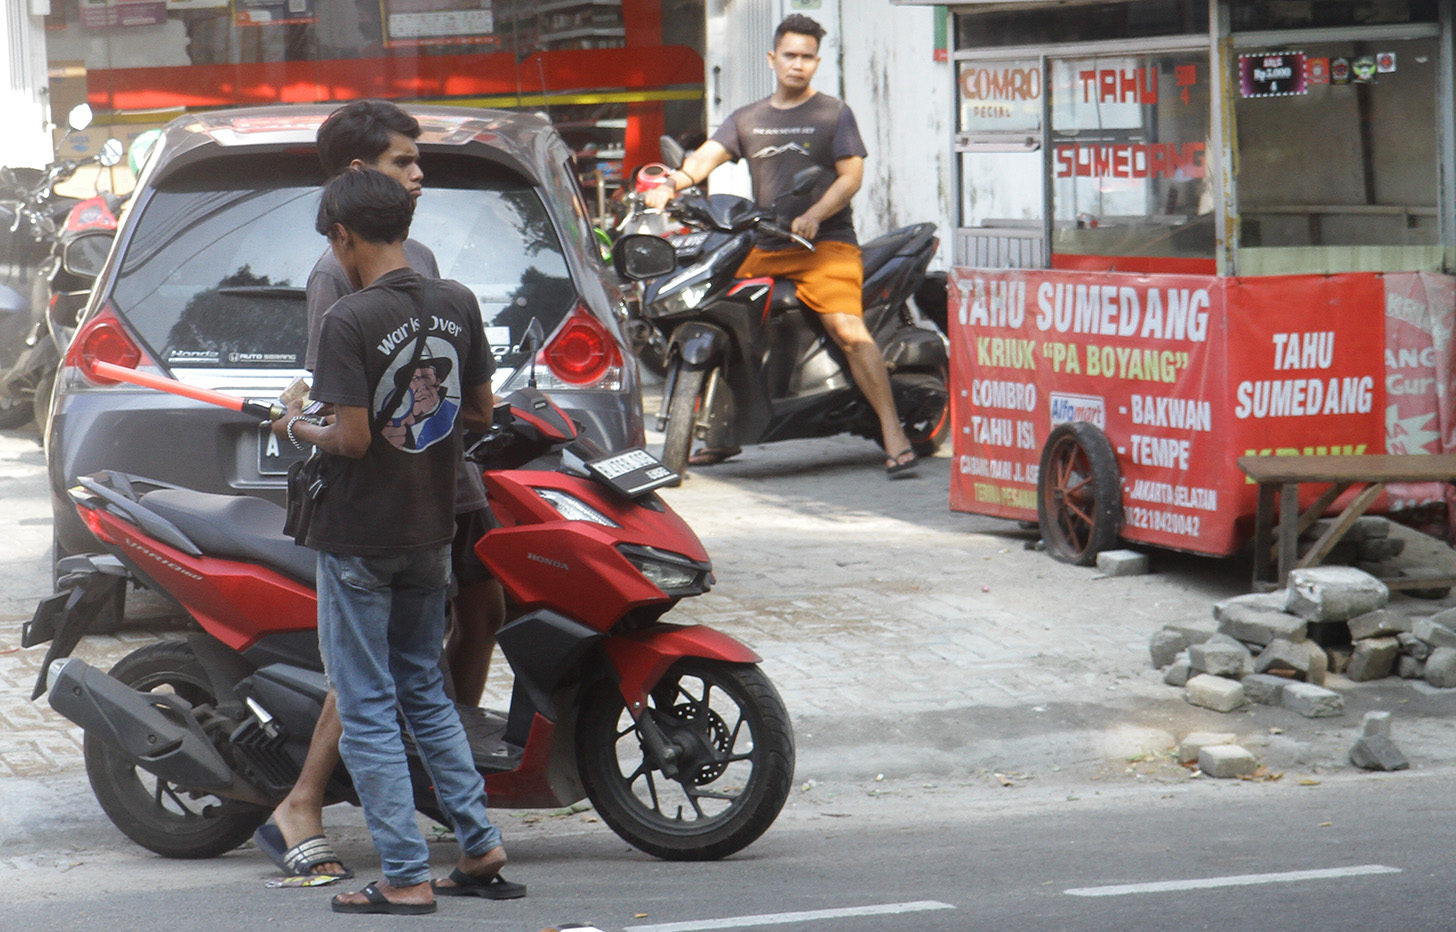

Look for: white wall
[2,0,54,170]
[702,0,954,270]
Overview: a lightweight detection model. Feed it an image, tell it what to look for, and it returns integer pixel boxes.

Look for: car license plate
[585,448,678,497]
[258,423,309,475]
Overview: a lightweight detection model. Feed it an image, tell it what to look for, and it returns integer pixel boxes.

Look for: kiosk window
[1048,53,1213,269]
[1234,38,1439,264]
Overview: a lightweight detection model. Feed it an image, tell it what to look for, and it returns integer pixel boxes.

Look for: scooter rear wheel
[578,659,794,861]
[83,641,268,859]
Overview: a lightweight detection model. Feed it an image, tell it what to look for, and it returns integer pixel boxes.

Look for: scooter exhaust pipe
[47,658,271,806]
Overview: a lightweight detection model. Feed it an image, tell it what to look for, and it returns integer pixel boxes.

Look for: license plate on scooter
[585,448,679,497]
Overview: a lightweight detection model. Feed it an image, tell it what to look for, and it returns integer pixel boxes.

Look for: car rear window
[111,153,575,370]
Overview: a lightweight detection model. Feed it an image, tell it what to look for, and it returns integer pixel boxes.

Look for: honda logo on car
[1049,392,1106,429]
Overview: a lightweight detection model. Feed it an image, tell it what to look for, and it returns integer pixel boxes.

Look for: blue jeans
[316,546,502,886]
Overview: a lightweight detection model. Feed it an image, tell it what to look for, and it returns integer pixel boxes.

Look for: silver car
[48,103,644,565]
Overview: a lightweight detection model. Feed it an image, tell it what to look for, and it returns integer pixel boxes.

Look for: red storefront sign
[949,268,1391,556]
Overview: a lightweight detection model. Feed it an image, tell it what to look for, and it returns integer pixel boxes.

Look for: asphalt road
[5,764,1455,932]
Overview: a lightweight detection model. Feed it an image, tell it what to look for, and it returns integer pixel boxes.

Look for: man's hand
[790,213,821,242]
[269,397,306,440]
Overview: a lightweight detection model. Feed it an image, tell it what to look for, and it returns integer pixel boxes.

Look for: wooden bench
[1237,453,1456,592]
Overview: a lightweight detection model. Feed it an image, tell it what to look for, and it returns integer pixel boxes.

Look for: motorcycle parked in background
[0,105,123,429]
[23,317,794,863]
[627,162,950,478]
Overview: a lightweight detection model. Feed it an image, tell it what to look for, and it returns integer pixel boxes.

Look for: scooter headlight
[617,544,713,596]
[534,487,621,527]
[650,281,712,317]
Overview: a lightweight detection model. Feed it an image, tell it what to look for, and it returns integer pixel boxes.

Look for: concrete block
[1303,516,1388,542]
[1198,744,1257,778]
[1213,590,1289,621]
[1323,541,1359,565]
[1361,711,1392,738]
[1399,631,1432,660]
[1163,654,1192,687]
[1242,673,1290,705]
[1178,731,1237,765]
[1347,609,1409,640]
[1097,549,1148,576]
[1349,734,1409,771]
[1411,617,1456,650]
[1284,567,1388,622]
[1163,624,1216,646]
[1216,601,1307,647]
[1357,537,1404,563]
[1424,647,1456,688]
[1254,638,1323,683]
[1282,682,1344,718]
[1424,606,1456,631]
[1149,628,1187,669]
[1345,636,1400,682]
[1326,645,1352,675]
[1189,635,1252,678]
[1397,655,1425,679]
[1185,674,1245,713]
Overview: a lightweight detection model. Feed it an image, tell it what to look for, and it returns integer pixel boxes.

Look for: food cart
[931,0,1456,565]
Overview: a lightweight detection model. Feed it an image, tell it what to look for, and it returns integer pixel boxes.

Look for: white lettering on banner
[971,380,1037,412]
[970,415,1016,447]
[1271,331,1334,370]
[1035,282,1210,342]
[1385,346,1439,370]
[1048,392,1107,429]
[1388,375,1435,396]
[1127,479,1218,511]
[1130,434,1191,470]
[961,279,1027,328]
[1130,395,1212,432]
[1125,505,1201,536]
[959,455,1039,485]
[1233,377,1374,419]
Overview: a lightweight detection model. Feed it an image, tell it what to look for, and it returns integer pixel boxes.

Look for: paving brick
[1198,744,1257,778]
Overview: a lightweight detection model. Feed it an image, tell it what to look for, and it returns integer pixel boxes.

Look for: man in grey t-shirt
[646,14,917,477]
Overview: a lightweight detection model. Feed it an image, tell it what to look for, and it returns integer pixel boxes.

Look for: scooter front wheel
[660,364,707,478]
[577,659,794,861]
[83,641,269,858]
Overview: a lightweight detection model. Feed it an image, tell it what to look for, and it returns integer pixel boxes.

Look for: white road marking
[1065,863,1401,897]
[622,900,956,932]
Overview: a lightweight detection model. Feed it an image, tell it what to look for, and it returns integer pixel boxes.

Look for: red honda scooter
[23,355,794,862]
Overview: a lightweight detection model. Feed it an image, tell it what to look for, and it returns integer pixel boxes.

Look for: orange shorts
[736,241,864,317]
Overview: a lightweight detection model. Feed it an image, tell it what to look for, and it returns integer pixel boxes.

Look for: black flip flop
[432,867,528,899]
[886,448,918,478]
[331,882,436,915]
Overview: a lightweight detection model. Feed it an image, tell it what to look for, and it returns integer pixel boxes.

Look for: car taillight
[63,305,146,383]
[543,307,622,388]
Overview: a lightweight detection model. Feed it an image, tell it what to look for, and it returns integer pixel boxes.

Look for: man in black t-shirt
[275,168,520,914]
[645,14,918,477]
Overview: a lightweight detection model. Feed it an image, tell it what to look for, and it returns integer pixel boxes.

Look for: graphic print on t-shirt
[373,334,463,452]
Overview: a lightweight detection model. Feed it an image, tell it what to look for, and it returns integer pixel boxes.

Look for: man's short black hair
[775,13,825,49]
[315,167,414,244]
[316,99,421,177]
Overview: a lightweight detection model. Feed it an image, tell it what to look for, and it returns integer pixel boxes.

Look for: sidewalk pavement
[5,422,1456,795]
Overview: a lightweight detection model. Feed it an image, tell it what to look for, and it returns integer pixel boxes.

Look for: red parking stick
[89,359,284,421]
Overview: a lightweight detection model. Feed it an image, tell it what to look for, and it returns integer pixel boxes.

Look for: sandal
[886,448,918,478]
[688,446,741,466]
[254,823,354,879]
[432,867,528,899]
[330,881,436,915]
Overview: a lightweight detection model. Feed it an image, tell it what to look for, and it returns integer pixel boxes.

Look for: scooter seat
[139,489,317,585]
[859,223,936,278]
[768,279,802,312]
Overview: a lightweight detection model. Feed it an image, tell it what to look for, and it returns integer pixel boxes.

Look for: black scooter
[635,168,949,477]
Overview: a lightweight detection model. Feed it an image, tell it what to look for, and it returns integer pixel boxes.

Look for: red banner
[949,269,1390,556]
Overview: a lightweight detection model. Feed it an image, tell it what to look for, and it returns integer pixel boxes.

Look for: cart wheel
[1037,421,1122,565]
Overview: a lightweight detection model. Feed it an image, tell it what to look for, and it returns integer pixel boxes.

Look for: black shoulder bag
[283,311,429,546]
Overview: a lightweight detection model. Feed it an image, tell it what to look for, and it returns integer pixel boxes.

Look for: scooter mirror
[98,138,124,168]
[613,234,676,281]
[659,135,685,170]
[789,166,824,197]
[63,231,114,278]
[67,103,94,132]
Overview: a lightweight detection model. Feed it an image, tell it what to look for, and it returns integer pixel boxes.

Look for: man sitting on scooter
[645,13,918,478]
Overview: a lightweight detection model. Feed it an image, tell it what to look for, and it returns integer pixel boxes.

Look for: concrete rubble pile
[1144,521,1455,773]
